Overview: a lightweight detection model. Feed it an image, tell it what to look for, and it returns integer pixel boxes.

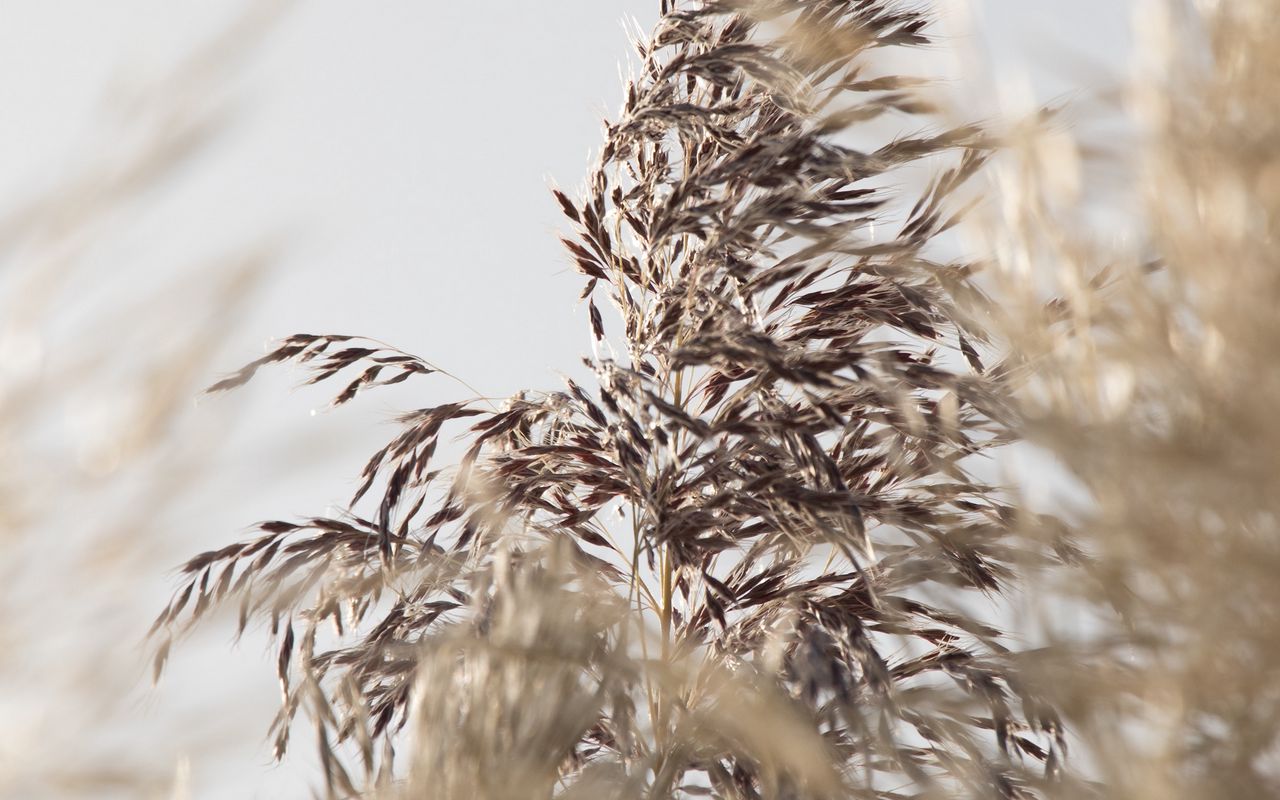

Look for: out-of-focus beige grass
[975,1,1280,797]
[0,6,285,797]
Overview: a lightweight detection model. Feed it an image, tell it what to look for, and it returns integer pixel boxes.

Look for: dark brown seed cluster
[156,2,1081,797]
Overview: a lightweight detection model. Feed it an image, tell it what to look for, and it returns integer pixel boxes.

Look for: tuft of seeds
[159,2,1080,797]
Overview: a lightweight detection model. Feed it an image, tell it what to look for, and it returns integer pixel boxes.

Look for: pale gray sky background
[0,2,1133,796]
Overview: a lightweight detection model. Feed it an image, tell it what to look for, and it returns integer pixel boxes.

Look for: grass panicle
[159,1,1100,797]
